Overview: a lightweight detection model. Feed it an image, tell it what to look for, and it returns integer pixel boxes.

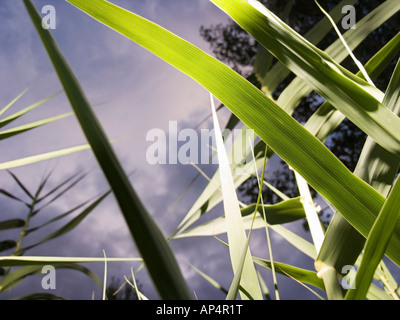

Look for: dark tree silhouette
[105,276,143,300]
[200,0,400,224]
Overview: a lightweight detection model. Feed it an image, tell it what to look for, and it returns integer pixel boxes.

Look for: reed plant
[1,0,399,300]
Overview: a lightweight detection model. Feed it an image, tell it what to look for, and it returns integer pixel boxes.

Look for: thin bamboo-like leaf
[211,95,262,300]
[0,219,25,231]
[0,263,103,292]
[240,197,305,225]
[345,176,400,300]
[174,211,317,260]
[37,172,86,203]
[66,0,400,267]
[37,172,88,210]
[26,198,92,235]
[0,111,72,141]
[0,189,27,205]
[7,170,34,200]
[188,262,228,295]
[0,93,60,129]
[24,0,192,300]
[0,144,91,170]
[253,257,325,291]
[0,240,17,252]
[16,190,111,255]
[0,87,30,117]
[0,256,141,267]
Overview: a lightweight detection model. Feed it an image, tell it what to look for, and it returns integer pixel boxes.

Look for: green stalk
[23,0,191,299]
[345,176,400,300]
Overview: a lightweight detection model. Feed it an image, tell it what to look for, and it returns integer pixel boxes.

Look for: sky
[0,0,328,300]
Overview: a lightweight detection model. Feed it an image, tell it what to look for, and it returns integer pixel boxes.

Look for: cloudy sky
[0,0,322,300]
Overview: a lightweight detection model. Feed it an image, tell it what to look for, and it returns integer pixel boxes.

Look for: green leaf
[0,144,92,171]
[188,262,228,295]
[0,256,141,267]
[253,257,325,291]
[0,219,25,231]
[0,92,60,129]
[210,95,262,300]
[0,87,30,117]
[0,111,72,141]
[0,240,17,252]
[24,0,192,300]
[213,0,400,157]
[0,263,103,292]
[345,175,400,300]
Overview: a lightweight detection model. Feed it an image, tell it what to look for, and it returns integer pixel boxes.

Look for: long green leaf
[0,256,141,267]
[0,87,30,117]
[0,263,103,292]
[66,0,400,266]
[0,93,60,129]
[0,111,72,141]
[0,219,25,231]
[253,257,325,292]
[345,175,400,300]
[24,0,192,300]
[0,144,91,170]
[218,0,400,156]
[210,95,262,300]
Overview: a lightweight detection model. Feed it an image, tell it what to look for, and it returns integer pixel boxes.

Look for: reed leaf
[23,0,192,300]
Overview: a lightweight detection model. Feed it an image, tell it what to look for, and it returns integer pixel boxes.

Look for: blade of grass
[0,144,91,171]
[0,263,103,292]
[24,0,192,300]
[0,256,141,267]
[0,219,25,231]
[0,87,30,117]
[188,262,228,295]
[0,92,61,129]
[253,257,325,291]
[7,170,34,200]
[0,111,73,141]
[211,94,262,300]
[345,176,400,300]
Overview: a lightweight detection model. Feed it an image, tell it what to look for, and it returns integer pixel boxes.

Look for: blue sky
[0,0,323,300]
